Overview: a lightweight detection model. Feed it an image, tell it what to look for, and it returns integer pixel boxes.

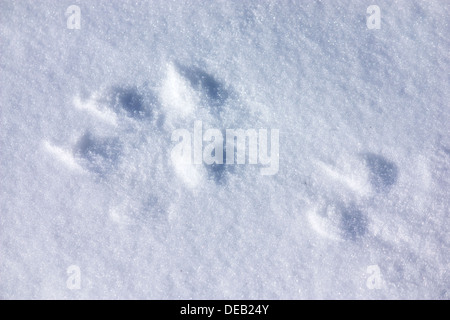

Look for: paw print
[43,84,164,225]
[160,62,254,187]
[42,62,250,224]
[307,153,398,241]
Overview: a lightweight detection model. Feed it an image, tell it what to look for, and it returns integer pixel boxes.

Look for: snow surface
[1,0,449,299]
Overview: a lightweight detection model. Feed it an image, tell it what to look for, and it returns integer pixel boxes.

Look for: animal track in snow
[43,62,247,224]
[308,153,398,241]
[73,131,121,175]
[363,153,398,193]
[161,62,250,187]
[308,201,367,241]
[43,84,165,225]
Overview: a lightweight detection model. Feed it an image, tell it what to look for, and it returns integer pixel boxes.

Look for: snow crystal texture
[0,0,449,299]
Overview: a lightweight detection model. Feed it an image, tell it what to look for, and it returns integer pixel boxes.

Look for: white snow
[0,0,449,299]
[161,63,199,121]
[73,95,118,126]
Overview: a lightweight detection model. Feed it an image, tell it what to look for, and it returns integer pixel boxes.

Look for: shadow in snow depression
[109,86,154,119]
[340,203,368,241]
[73,131,122,175]
[363,153,398,193]
[176,64,229,111]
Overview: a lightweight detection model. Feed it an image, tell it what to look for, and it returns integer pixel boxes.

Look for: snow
[0,0,449,299]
